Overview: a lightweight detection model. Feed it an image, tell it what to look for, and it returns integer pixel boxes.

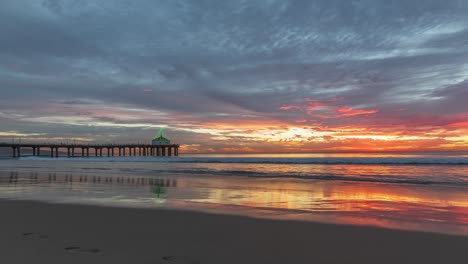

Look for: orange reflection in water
[183,176,468,235]
[0,159,467,235]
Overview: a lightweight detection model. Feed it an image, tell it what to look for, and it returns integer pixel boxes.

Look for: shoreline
[1,199,467,264]
[1,161,467,237]
[1,196,467,236]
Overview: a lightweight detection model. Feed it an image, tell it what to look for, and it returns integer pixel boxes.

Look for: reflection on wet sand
[183,177,468,233]
[2,171,177,187]
[0,171,178,206]
[0,170,467,235]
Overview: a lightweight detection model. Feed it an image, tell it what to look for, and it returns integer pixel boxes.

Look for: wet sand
[0,200,467,264]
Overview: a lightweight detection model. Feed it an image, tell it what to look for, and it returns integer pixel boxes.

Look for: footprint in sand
[21,232,48,240]
[162,255,200,264]
[65,246,101,254]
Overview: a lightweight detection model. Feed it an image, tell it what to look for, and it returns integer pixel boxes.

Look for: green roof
[152,128,171,143]
[152,135,170,142]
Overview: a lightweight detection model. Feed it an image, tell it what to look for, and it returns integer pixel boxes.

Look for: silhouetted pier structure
[0,143,180,158]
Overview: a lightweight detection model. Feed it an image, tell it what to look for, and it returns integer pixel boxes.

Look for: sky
[1,0,468,153]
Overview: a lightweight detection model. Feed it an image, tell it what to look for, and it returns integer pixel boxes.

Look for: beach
[3,0,468,262]
[0,154,467,263]
[1,155,467,235]
[1,199,467,264]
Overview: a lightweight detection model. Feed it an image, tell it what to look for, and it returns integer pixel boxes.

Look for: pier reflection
[1,171,177,187]
[0,171,178,206]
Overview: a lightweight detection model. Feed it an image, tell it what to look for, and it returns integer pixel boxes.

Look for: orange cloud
[336,107,378,117]
[448,121,468,128]
[279,105,302,111]
[280,98,378,119]
[7,98,466,153]
[295,119,308,123]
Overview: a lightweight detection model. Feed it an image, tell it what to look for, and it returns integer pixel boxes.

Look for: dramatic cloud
[1,0,468,152]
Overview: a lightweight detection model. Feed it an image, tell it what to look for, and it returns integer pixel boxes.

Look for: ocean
[0,152,467,235]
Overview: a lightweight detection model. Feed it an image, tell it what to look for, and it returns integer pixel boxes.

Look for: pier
[0,143,180,158]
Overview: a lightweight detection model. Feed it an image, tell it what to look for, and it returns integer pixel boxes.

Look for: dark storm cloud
[1,0,468,150]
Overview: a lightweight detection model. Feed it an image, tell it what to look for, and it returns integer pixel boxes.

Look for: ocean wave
[6,164,466,187]
[18,156,468,165]
[136,168,467,186]
[251,174,467,186]
[6,157,468,187]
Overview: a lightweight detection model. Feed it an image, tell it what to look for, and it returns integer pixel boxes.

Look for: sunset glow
[1,2,468,262]
[1,1,468,153]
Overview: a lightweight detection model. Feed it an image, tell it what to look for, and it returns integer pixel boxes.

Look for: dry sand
[0,200,466,264]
